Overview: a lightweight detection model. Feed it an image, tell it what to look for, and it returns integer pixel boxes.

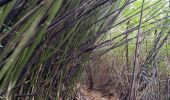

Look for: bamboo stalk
[129,0,145,100]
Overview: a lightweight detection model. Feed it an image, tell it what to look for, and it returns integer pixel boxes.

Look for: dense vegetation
[0,0,170,100]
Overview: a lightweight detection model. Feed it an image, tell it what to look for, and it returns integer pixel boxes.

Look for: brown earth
[76,86,119,100]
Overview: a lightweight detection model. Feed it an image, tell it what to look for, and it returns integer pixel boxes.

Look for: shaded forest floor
[74,52,170,100]
[76,85,119,100]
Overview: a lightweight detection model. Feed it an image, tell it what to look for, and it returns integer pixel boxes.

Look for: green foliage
[0,0,170,99]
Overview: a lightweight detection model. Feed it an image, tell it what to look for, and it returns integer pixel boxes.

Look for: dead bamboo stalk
[129,0,145,100]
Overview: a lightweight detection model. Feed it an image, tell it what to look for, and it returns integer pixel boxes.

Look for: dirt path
[76,86,119,100]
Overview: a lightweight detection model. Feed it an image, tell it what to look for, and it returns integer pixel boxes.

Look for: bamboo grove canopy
[0,0,170,99]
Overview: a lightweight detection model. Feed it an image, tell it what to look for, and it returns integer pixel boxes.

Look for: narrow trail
[77,86,119,100]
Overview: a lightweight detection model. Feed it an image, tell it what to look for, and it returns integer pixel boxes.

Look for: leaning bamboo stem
[129,0,145,100]
[0,3,47,94]
[0,0,18,29]
[0,2,44,42]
